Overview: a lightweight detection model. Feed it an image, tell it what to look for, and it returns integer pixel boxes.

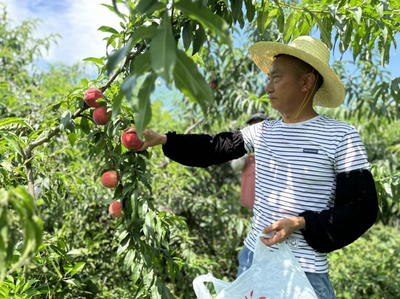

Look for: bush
[329,223,400,299]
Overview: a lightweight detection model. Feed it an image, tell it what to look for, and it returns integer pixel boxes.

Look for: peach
[101,170,119,188]
[210,79,218,90]
[84,88,104,108]
[121,131,144,150]
[109,200,123,218]
[93,107,111,125]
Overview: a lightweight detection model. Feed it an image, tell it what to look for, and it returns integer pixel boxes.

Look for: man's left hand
[261,216,305,246]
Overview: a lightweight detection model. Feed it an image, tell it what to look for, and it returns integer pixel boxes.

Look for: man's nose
[265,80,273,94]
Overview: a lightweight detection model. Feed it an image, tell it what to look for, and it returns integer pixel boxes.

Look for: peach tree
[1,0,400,298]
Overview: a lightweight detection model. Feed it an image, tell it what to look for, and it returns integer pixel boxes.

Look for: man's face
[265,55,305,115]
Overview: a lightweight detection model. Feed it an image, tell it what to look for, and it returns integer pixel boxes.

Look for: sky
[4,0,126,76]
[4,0,400,80]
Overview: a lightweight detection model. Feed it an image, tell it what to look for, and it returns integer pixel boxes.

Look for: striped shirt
[240,115,370,273]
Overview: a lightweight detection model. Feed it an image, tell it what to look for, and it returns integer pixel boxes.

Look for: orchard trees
[1,0,400,298]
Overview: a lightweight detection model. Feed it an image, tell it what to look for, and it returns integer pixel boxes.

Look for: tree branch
[22,46,146,202]
[100,45,146,92]
[184,118,204,134]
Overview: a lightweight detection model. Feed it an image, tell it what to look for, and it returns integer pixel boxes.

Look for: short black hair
[274,54,324,90]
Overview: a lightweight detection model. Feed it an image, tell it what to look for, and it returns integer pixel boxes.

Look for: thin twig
[184,118,204,134]
[100,45,146,92]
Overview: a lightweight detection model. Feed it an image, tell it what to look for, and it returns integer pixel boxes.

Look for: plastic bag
[193,233,317,299]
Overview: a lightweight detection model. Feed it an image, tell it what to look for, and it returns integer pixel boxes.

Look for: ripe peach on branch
[101,170,120,188]
[84,88,105,108]
[109,200,123,218]
[93,107,111,125]
[121,131,144,150]
[209,79,218,90]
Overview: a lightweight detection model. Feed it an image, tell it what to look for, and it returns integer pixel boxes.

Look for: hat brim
[249,42,345,108]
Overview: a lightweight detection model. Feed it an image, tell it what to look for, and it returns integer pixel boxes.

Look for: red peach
[84,88,104,108]
[210,79,218,90]
[121,131,144,150]
[93,107,111,125]
[101,170,119,188]
[109,200,123,218]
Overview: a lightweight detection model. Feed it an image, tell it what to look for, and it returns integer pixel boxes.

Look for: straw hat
[249,36,345,108]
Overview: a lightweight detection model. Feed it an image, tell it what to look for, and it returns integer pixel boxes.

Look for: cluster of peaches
[84,88,144,219]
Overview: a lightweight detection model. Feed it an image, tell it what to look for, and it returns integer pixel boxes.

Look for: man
[126,36,378,298]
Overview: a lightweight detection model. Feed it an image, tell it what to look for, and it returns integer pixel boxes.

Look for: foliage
[0,187,42,283]
[329,223,400,299]
[1,0,400,298]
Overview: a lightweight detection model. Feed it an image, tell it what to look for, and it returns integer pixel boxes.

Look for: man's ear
[302,73,316,91]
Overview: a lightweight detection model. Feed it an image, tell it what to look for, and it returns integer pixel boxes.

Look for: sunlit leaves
[173,50,213,115]
[0,187,43,282]
[175,0,233,51]
[136,0,158,15]
[0,118,32,130]
[135,73,156,139]
[130,25,157,45]
[150,11,177,84]
[106,40,132,76]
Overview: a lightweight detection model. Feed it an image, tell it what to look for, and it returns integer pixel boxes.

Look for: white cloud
[4,0,127,74]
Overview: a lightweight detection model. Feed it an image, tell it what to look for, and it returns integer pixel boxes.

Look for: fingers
[262,223,275,235]
[124,126,136,133]
[260,234,278,246]
[260,218,297,246]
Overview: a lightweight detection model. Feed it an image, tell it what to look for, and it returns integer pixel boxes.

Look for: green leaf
[283,13,295,44]
[124,249,135,268]
[133,52,151,76]
[154,280,173,299]
[144,210,156,238]
[106,41,132,76]
[175,0,233,50]
[192,23,206,55]
[68,133,77,146]
[353,7,362,25]
[98,26,119,35]
[231,0,243,23]
[136,0,158,14]
[0,132,23,155]
[7,187,42,275]
[309,11,332,49]
[130,25,157,45]
[112,91,124,120]
[245,0,255,22]
[150,11,177,83]
[79,117,91,134]
[64,279,81,287]
[173,50,213,115]
[121,74,138,105]
[70,262,86,277]
[277,6,285,33]
[257,2,270,34]
[59,110,72,132]
[0,118,32,130]
[134,73,156,139]
[182,21,193,51]
[66,249,84,256]
[82,57,105,65]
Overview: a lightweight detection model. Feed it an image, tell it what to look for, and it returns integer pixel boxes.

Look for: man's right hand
[124,127,167,151]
